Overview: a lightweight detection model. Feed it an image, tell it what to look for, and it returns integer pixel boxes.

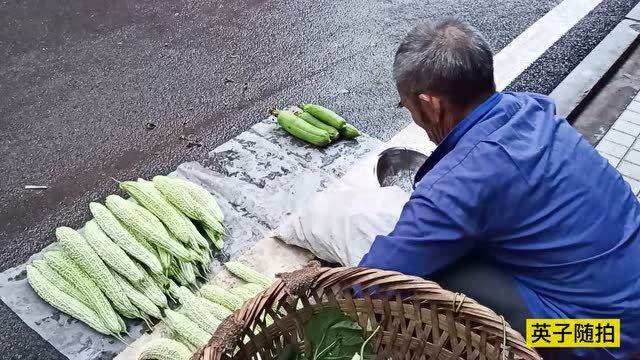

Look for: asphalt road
[0,0,637,358]
[508,0,640,94]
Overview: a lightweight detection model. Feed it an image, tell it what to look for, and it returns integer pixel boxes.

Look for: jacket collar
[414,92,503,186]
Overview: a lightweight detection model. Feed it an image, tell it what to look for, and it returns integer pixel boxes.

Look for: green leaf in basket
[304,308,345,348]
[331,320,362,331]
[303,309,374,360]
[331,321,364,347]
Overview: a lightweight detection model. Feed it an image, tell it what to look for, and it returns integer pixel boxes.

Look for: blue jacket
[359,92,640,359]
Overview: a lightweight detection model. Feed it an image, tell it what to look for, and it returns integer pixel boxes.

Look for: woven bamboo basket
[195,262,541,360]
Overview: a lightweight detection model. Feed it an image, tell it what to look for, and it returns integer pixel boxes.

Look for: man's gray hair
[393,18,495,106]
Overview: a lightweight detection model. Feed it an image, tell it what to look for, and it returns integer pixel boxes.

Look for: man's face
[399,92,446,144]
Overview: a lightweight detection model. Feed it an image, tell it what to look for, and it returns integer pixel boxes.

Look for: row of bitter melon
[137,262,275,359]
[26,176,226,339]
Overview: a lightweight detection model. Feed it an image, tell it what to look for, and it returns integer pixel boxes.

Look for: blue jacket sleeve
[358,142,512,277]
[358,187,477,277]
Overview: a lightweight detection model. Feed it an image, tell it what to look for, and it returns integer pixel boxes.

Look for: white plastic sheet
[0,117,384,360]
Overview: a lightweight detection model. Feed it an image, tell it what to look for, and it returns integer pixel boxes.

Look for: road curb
[551,6,640,121]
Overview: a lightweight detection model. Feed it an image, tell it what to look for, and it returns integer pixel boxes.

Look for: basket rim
[198,265,541,360]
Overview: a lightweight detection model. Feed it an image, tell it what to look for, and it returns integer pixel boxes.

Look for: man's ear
[417,93,442,120]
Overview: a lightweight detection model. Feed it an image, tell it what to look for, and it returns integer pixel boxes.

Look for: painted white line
[388,0,603,150]
[494,0,602,89]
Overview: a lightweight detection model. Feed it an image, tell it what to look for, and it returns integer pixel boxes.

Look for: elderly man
[359,18,640,359]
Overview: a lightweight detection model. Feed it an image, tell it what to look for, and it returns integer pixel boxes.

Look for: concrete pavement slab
[600,152,622,167]
[624,149,640,166]
[619,109,640,124]
[596,139,629,158]
[617,160,640,180]
[604,129,636,147]
[613,119,640,136]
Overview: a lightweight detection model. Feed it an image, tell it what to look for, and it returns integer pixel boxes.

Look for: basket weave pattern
[197,265,541,360]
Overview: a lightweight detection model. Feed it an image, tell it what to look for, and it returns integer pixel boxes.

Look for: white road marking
[388,0,603,150]
[494,0,603,89]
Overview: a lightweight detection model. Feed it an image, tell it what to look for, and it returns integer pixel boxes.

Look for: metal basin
[374,147,429,192]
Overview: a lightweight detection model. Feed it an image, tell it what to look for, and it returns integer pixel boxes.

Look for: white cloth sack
[274,186,409,266]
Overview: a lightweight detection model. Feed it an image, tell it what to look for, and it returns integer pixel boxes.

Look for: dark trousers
[429,257,577,360]
[429,256,530,335]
